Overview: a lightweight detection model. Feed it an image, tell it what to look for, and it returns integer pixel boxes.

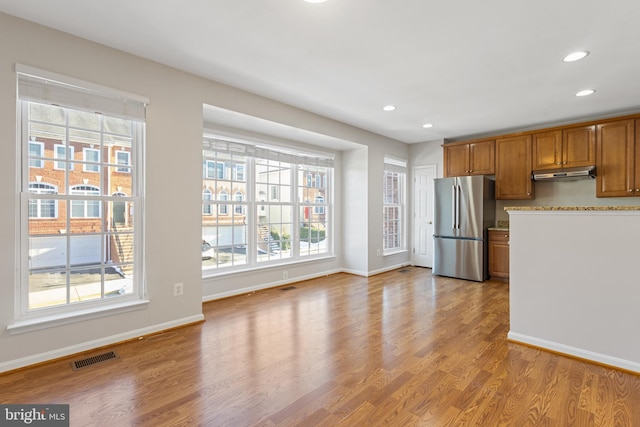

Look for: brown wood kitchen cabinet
[443,139,495,177]
[532,125,595,170]
[495,135,534,200]
[596,119,640,197]
[488,230,509,282]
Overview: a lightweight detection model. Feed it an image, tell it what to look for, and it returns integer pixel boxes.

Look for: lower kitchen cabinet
[488,230,509,282]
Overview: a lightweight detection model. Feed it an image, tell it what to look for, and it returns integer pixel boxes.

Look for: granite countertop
[488,220,509,231]
[504,206,640,211]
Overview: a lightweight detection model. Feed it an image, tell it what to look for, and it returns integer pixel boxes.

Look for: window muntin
[21,100,144,313]
[202,138,333,274]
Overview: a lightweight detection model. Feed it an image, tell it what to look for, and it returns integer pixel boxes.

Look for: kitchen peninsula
[506,206,640,373]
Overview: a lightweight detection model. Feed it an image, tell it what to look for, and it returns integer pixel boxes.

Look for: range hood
[532,165,596,181]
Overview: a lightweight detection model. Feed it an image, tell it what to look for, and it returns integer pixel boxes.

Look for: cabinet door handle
[629,189,634,193]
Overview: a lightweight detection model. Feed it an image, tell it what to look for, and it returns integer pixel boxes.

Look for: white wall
[342,148,369,275]
[0,13,409,371]
[410,139,445,174]
[508,210,640,373]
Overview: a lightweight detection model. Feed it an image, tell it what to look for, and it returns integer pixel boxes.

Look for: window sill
[383,249,409,257]
[202,254,337,279]
[7,299,149,335]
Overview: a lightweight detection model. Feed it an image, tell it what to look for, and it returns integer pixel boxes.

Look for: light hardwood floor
[2,267,639,426]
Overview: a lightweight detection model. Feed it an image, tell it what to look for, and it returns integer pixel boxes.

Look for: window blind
[204,137,335,168]
[384,156,407,173]
[16,64,148,121]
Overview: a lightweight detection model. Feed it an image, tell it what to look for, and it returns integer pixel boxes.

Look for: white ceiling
[2,0,640,144]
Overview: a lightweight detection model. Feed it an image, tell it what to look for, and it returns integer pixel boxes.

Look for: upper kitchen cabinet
[496,135,534,200]
[596,119,639,197]
[532,125,595,170]
[443,140,495,177]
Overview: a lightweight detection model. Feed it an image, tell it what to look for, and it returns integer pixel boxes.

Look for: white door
[412,165,436,267]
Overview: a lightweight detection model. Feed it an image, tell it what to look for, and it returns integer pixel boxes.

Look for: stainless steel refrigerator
[433,176,495,282]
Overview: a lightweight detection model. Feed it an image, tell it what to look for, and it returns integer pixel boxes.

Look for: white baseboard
[507,331,640,374]
[366,262,411,277]
[202,268,343,302]
[0,314,205,374]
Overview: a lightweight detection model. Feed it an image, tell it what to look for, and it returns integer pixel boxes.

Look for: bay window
[202,136,333,274]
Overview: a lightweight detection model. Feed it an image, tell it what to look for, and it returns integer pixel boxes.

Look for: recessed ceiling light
[422,123,434,129]
[383,105,396,112]
[576,89,595,97]
[564,51,589,62]
[304,0,327,3]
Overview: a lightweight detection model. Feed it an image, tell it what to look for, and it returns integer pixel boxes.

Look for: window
[83,148,100,172]
[234,164,245,181]
[202,189,213,215]
[298,166,329,257]
[29,141,44,168]
[28,183,58,218]
[234,192,244,214]
[54,144,74,170]
[314,195,325,214]
[17,65,147,321]
[383,157,407,253]
[202,136,333,273]
[115,150,131,173]
[218,190,229,215]
[70,185,101,218]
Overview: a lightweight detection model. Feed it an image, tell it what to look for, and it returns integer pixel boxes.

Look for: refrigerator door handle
[456,184,461,229]
[451,184,457,231]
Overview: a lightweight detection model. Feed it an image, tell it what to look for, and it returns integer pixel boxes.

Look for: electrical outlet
[377,249,381,256]
[283,271,288,280]
[173,282,184,296]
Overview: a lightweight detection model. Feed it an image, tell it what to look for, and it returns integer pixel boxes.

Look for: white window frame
[29,141,44,168]
[314,195,325,214]
[28,182,58,219]
[203,188,213,215]
[13,65,148,333]
[83,147,100,172]
[234,191,244,214]
[234,164,245,181]
[218,190,228,215]
[383,156,407,255]
[115,150,131,173]
[70,184,101,218]
[54,144,74,171]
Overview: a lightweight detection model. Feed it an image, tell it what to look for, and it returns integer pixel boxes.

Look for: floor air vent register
[71,351,118,370]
